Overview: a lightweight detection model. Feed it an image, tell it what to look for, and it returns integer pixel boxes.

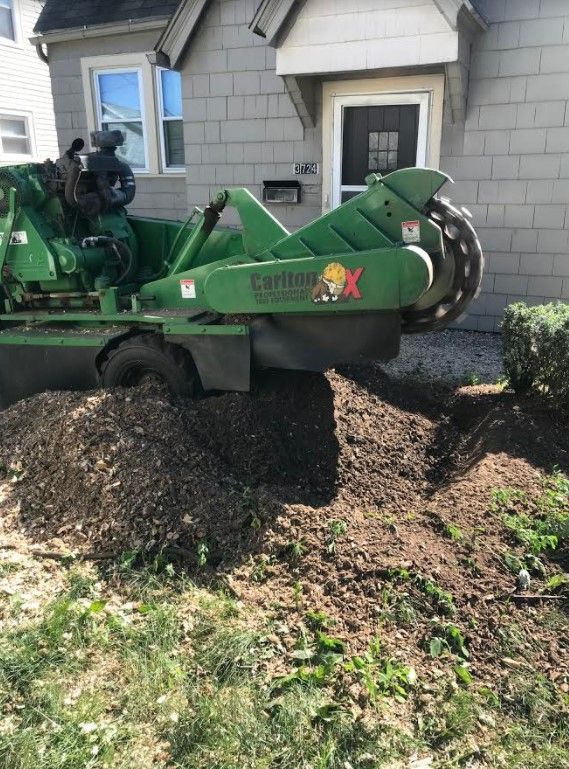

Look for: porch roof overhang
[250,0,487,127]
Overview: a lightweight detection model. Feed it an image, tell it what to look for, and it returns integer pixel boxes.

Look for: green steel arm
[215,188,289,257]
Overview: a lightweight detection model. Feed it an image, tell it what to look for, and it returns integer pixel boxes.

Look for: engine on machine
[0,131,140,309]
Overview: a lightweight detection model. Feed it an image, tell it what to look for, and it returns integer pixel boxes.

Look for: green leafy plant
[464,372,481,386]
[292,580,303,610]
[504,513,559,554]
[305,609,334,629]
[503,552,545,575]
[251,555,272,583]
[346,638,416,703]
[415,575,455,616]
[286,539,307,561]
[490,487,527,514]
[427,623,469,660]
[493,473,568,555]
[546,573,569,592]
[326,519,348,555]
[382,514,398,533]
[197,541,209,568]
[445,523,464,542]
[454,664,473,687]
[274,626,346,690]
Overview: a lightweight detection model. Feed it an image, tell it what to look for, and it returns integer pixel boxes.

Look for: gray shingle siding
[180,0,322,229]
[441,0,569,331]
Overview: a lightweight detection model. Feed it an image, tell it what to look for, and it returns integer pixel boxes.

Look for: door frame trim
[322,74,445,212]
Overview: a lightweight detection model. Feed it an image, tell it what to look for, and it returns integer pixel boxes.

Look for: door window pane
[95,69,146,169]
[0,0,14,41]
[158,68,185,169]
[367,130,399,173]
[0,116,31,156]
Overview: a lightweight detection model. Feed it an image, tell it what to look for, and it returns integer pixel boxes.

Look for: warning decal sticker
[401,220,420,244]
[180,279,196,299]
[0,230,28,245]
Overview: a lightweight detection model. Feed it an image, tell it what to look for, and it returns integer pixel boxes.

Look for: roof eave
[31,15,169,45]
[249,0,298,45]
[153,0,210,69]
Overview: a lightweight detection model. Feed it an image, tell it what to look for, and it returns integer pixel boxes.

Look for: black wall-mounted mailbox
[263,180,301,204]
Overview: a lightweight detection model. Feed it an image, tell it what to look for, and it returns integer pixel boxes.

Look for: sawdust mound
[0,369,443,553]
[0,368,567,678]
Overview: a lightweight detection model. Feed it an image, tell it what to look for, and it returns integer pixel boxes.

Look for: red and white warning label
[401,220,420,244]
[180,279,196,299]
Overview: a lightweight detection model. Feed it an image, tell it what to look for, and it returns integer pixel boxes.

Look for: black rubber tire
[100,334,198,397]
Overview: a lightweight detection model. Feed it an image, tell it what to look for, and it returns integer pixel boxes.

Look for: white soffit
[274,0,486,77]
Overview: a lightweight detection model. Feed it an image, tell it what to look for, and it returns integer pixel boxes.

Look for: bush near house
[502,302,569,403]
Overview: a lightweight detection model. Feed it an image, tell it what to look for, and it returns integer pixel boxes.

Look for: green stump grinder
[0,130,483,405]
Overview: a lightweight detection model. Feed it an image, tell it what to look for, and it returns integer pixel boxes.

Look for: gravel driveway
[381,329,503,386]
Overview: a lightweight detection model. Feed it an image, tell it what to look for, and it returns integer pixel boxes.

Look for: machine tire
[100,334,199,397]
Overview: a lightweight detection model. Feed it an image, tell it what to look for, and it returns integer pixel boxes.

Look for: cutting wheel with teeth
[402,197,484,334]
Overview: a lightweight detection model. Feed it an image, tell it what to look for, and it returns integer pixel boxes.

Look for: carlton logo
[248,262,364,306]
[312,262,364,304]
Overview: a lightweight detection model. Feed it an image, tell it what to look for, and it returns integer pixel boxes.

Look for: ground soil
[0,367,567,688]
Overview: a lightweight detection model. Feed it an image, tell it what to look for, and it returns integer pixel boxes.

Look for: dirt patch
[0,368,567,685]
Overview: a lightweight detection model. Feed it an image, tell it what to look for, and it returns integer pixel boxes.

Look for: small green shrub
[502,302,569,402]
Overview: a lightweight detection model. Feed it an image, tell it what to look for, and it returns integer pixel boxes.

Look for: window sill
[0,37,21,49]
[134,172,186,179]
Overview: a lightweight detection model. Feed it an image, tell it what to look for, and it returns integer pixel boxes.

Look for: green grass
[0,562,422,769]
[0,549,567,769]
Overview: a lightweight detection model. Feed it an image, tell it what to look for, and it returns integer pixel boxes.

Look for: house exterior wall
[440,0,569,331]
[47,30,187,220]
[180,0,322,228]
[0,0,58,164]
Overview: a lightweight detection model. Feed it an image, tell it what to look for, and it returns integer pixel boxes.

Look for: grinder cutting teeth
[401,197,484,334]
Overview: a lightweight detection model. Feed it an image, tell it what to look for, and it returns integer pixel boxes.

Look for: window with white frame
[157,68,185,169]
[83,53,185,175]
[93,68,148,170]
[0,114,32,158]
[0,0,15,41]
